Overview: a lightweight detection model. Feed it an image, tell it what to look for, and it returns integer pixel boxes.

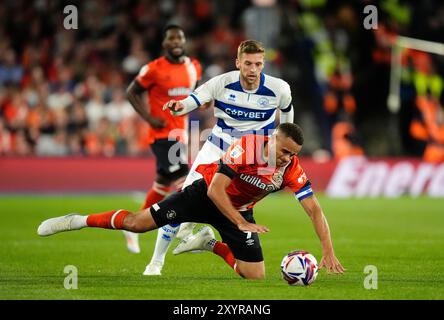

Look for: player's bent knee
[122,213,139,232]
[123,211,154,233]
[239,269,265,280]
[236,261,265,280]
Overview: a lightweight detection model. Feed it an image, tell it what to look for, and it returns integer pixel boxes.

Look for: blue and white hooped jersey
[187,71,292,136]
[181,71,293,188]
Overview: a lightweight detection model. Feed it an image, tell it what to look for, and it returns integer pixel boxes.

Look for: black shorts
[150,179,263,262]
[151,139,189,181]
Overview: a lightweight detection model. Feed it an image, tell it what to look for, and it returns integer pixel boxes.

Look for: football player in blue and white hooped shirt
[144,40,295,276]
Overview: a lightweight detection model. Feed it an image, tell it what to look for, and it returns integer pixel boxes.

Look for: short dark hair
[277,123,304,145]
[162,24,184,39]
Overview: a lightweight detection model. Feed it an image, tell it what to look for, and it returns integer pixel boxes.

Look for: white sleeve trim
[279,106,294,123]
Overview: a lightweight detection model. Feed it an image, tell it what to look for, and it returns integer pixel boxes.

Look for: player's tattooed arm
[207,173,269,234]
[126,80,166,128]
[300,195,345,274]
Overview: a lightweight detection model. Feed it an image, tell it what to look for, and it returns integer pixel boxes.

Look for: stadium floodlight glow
[388,36,444,113]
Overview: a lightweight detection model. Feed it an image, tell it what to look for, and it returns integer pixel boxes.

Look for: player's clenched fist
[162,99,185,114]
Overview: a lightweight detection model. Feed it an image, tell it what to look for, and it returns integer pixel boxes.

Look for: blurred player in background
[144,40,295,275]
[37,123,345,278]
[124,25,201,257]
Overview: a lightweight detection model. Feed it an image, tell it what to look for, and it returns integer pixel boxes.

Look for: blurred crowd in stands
[0,0,443,162]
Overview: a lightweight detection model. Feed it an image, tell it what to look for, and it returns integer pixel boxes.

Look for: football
[280,250,318,286]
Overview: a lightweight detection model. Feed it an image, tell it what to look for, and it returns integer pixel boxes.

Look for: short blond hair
[237,40,265,58]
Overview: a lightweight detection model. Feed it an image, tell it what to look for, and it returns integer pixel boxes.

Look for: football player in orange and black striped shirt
[38,123,345,279]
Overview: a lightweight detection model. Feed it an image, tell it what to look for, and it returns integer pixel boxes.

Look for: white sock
[149,224,180,265]
[71,215,88,229]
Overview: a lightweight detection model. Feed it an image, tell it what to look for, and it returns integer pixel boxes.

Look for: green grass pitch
[0,193,443,300]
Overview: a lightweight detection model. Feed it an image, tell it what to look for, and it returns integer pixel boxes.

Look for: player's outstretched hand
[162,99,185,114]
[318,253,345,274]
[237,222,269,234]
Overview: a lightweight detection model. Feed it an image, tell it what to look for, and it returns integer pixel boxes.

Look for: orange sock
[86,209,130,229]
[213,241,239,273]
[141,182,171,209]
